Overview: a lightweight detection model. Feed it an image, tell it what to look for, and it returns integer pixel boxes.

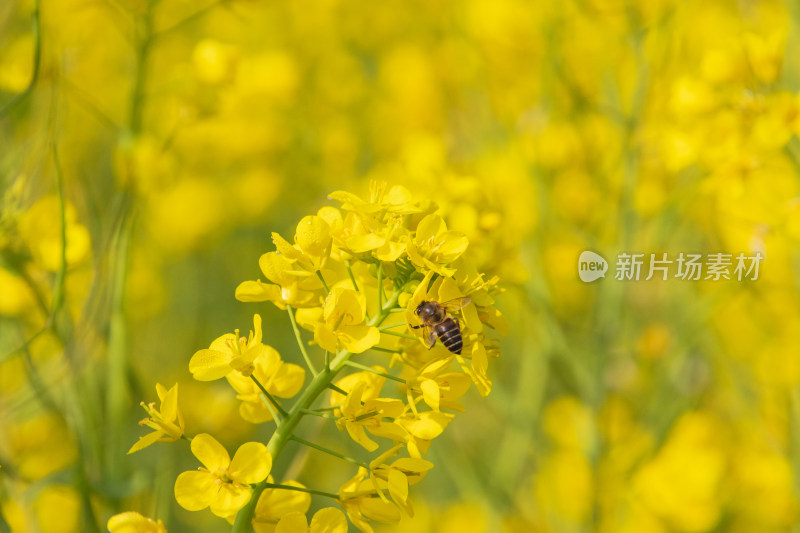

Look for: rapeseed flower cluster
[120,183,504,531]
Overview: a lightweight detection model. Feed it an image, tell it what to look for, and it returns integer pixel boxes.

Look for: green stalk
[290,435,368,468]
[231,290,401,532]
[287,305,318,376]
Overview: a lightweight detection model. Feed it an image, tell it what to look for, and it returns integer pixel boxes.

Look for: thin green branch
[379,322,407,330]
[377,263,385,309]
[261,483,339,500]
[344,361,406,384]
[250,375,288,419]
[315,270,331,294]
[0,0,41,117]
[369,346,403,354]
[327,383,348,396]
[287,305,318,376]
[345,259,360,291]
[298,407,336,420]
[381,330,418,341]
[290,435,368,468]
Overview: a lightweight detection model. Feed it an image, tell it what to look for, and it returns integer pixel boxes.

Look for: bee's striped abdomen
[435,318,463,354]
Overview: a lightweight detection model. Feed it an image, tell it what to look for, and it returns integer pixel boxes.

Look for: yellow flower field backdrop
[2,0,800,531]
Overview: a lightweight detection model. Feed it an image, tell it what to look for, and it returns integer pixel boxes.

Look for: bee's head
[414,302,425,316]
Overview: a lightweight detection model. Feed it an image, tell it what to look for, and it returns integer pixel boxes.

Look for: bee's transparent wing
[441,297,471,313]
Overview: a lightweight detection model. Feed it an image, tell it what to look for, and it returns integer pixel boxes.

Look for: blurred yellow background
[2,0,800,531]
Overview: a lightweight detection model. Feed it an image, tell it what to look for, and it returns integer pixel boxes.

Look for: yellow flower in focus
[313,287,380,354]
[394,411,454,458]
[276,508,348,533]
[369,446,433,516]
[226,347,306,423]
[107,511,167,533]
[339,467,402,532]
[174,433,272,518]
[329,182,430,216]
[336,380,405,452]
[190,314,268,381]
[271,215,333,271]
[252,480,311,533]
[406,214,469,276]
[235,251,322,309]
[407,357,472,412]
[128,383,185,454]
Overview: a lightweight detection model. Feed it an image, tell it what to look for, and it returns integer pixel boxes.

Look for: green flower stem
[287,305,318,376]
[261,483,339,500]
[290,435,369,468]
[379,322,407,330]
[327,383,348,396]
[298,407,336,419]
[315,270,331,294]
[343,360,406,384]
[0,0,40,117]
[250,375,287,420]
[377,263,385,309]
[345,259,359,292]
[232,289,401,532]
[370,346,403,354]
[380,330,418,341]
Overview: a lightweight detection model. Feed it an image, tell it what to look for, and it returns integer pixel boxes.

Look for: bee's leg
[410,324,424,329]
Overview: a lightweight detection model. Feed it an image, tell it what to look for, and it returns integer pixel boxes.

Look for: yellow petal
[254,481,311,523]
[359,496,402,523]
[271,362,306,398]
[272,232,305,261]
[107,511,165,533]
[174,470,216,511]
[309,507,348,533]
[420,379,440,411]
[259,252,294,284]
[435,231,468,261]
[229,442,272,484]
[316,206,343,232]
[251,314,263,345]
[159,383,179,422]
[127,430,164,454]
[235,280,283,303]
[209,483,252,517]
[189,349,232,381]
[191,433,230,471]
[314,323,339,353]
[276,512,309,533]
[415,214,446,244]
[346,233,385,253]
[295,216,332,258]
[238,397,274,424]
[391,458,434,473]
[346,422,379,451]
[387,469,408,505]
[471,343,492,396]
[339,325,380,353]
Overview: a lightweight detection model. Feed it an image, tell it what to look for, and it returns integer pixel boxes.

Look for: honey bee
[411,297,471,354]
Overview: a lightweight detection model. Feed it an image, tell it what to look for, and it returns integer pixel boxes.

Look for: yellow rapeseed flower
[189,314,268,381]
[275,508,348,533]
[174,433,272,518]
[128,383,185,454]
[107,512,167,533]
